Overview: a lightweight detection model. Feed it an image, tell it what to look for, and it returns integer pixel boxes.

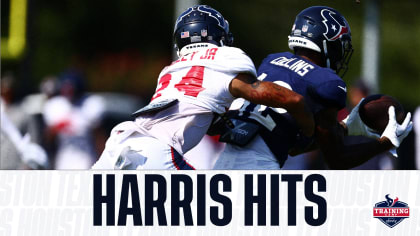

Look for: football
[358,94,405,133]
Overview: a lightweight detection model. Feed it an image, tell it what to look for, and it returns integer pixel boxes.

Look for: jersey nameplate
[270,56,315,76]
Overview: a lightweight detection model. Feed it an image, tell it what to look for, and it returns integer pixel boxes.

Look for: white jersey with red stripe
[94,43,256,169]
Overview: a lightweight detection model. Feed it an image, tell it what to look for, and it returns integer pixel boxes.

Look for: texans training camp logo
[320,9,349,41]
[373,194,410,228]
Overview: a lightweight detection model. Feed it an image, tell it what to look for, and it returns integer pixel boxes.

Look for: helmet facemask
[323,34,353,77]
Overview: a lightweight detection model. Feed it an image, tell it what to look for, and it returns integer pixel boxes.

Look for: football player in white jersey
[92,5,315,170]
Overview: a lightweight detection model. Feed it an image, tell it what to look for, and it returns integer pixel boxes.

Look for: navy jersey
[236,52,347,167]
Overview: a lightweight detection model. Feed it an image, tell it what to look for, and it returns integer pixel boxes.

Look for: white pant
[213,135,281,170]
[92,121,195,170]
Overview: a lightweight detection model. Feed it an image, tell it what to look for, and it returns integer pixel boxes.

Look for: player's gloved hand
[115,146,147,170]
[380,106,413,148]
[388,148,398,158]
[343,98,379,139]
[206,111,235,136]
[20,134,49,169]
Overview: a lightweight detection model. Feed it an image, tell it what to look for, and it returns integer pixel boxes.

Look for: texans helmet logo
[385,194,398,207]
[321,9,349,41]
[196,5,226,29]
[174,7,193,29]
[175,6,226,31]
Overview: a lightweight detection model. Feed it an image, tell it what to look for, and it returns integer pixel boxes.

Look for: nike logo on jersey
[338,86,347,92]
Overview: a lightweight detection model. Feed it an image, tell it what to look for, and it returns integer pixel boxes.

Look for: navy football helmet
[173,5,233,54]
[288,6,353,77]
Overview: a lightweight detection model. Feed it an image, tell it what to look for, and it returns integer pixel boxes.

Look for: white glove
[20,134,49,169]
[381,106,413,148]
[113,146,147,170]
[388,148,398,158]
[343,98,380,139]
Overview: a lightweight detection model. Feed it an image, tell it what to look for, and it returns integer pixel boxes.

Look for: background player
[213,6,413,170]
[92,5,314,170]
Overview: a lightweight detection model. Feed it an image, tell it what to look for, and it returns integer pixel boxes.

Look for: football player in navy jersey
[213,6,413,170]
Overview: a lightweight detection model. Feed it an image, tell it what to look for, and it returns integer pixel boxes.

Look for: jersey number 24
[152,66,205,100]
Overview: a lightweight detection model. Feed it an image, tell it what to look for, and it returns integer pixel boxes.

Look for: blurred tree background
[2,0,420,111]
